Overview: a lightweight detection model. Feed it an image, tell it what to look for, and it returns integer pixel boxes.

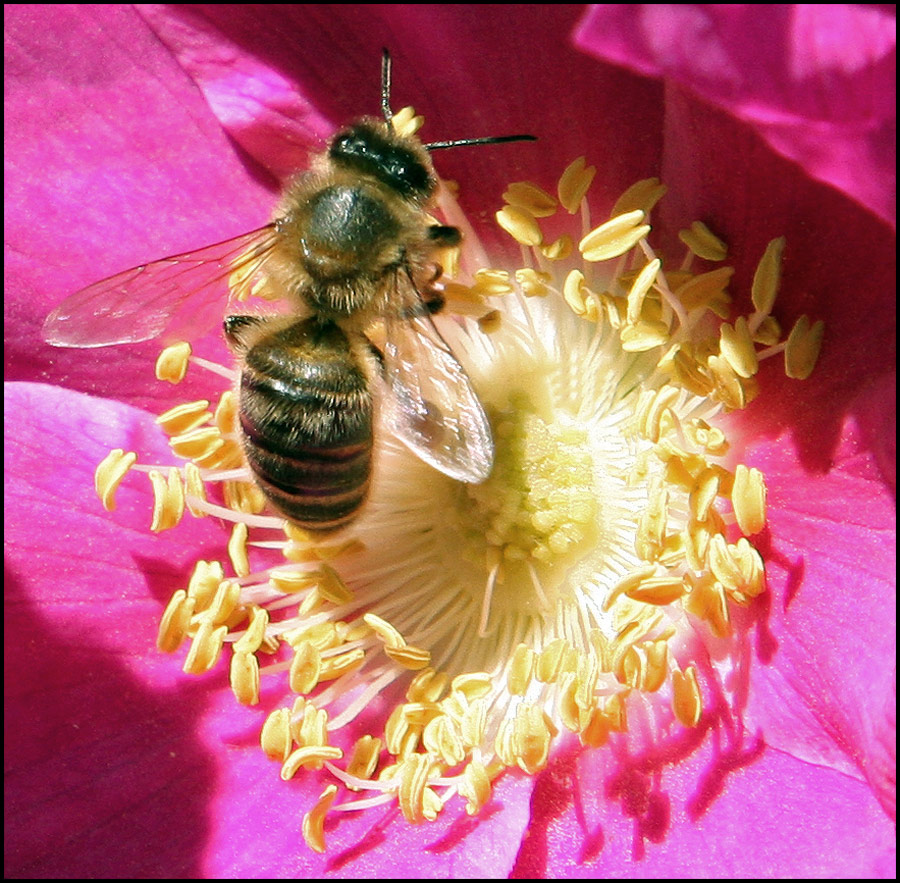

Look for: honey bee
[43,50,535,530]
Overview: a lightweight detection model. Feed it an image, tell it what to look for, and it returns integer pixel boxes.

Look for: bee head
[329,121,436,203]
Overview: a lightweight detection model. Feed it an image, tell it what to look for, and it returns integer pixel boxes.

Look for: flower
[5,4,895,878]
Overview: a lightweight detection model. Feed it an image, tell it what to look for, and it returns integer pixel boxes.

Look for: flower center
[92,148,824,853]
[461,396,599,606]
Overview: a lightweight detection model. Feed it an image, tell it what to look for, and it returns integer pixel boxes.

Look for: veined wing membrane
[381,308,494,484]
[42,224,281,348]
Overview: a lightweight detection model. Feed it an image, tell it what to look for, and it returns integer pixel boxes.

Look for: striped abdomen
[234,317,373,530]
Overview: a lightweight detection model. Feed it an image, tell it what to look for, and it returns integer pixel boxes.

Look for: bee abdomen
[237,319,374,530]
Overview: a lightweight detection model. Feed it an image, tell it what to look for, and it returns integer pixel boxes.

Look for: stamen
[679,221,728,262]
[94,448,137,511]
[155,342,192,383]
[557,156,596,214]
[579,210,650,262]
[302,784,338,853]
[784,315,825,379]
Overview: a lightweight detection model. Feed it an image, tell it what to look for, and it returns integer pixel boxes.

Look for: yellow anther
[623,640,668,692]
[535,638,572,683]
[406,668,449,704]
[398,753,442,823]
[318,647,366,681]
[206,579,241,625]
[626,259,661,324]
[752,315,782,346]
[149,467,185,532]
[450,672,492,701]
[316,564,354,604]
[183,463,208,517]
[458,761,492,815]
[751,236,786,316]
[229,649,260,706]
[183,619,227,674]
[579,210,650,262]
[302,785,338,854]
[508,644,536,696]
[459,698,488,750]
[620,320,670,352]
[281,745,342,780]
[708,535,765,602]
[191,438,242,470]
[472,268,515,296]
[784,315,825,380]
[732,465,767,535]
[186,560,225,609]
[386,644,431,670]
[684,573,732,638]
[496,205,543,246]
[707,354,751,410]
[296,703,329,749]
[213,389,238,433]
[563,268,590,316]
[391,105,424,136]
[624,574,687,606]
[639,385,680,443]
[260,707,292,762]
[289,642,322,694]
[94,448,137,511]
[346,735,382,786]
[155,341,192,383]
[719,316,759,378]
[515,268,552,298]
[689,467,720,522]
[672,665,702,727]
[233,605,269,653]
[675,266,734,315]
[610,177,667,218]
[540,234,573,261]
[268,569,316,594]
[168,426,223,460]
[284,621,341,652]
[223,480,266,514]
[678,221,728,262]
[155,400,211,436]
[503,181,558,217]
[227,522,250,578]
[477,309,502,333]
[423,714,466,766]
[558,156,596,213]
[157,589,195,653]
[511,703,554,774]
[364,612,405,648]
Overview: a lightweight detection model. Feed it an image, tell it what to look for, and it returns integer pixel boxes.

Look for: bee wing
[381,309,494,484]
[42,224,282,348]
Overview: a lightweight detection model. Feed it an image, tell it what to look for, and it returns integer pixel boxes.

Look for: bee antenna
[425,134,537,151]
[381,48,394,123]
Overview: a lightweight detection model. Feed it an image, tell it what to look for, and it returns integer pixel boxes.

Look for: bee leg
[223,314,269,353]
[399,262,446,318]
[366,339,386,376]
[427,224,462,248]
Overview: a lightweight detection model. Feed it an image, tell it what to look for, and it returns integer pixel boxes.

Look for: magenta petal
[576,5,897,226]
[512,734,896,877]
[5,5,272,404]
[5,382,226,877]
[4,380,535,876]
[740,402,896,817]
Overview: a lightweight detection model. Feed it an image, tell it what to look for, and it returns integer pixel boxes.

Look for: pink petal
[739,396,896,819]
[511,734,896,877]
[5,5,272,406]
[576,5,896,226]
